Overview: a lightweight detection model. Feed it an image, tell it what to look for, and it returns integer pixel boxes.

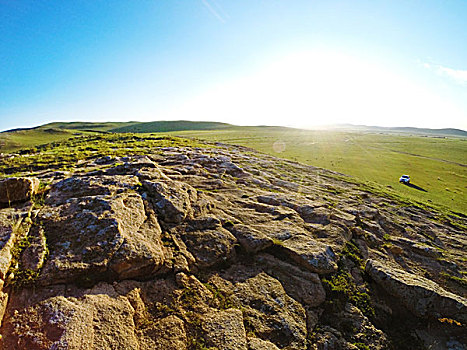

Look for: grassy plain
[170,127,467,214]
[0,128,95,153]
[0,121,232,152]
[1,122,465,214]
[0,134,207,176]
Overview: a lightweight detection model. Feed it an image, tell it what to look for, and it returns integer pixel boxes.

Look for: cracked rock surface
[0,136,465,349]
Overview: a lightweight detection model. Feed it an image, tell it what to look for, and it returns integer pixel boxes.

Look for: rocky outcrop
[0,177,39,204]
[366,259,467,323]
[232,273,308,350]
[0,135,465,349]
[37,191,166,285]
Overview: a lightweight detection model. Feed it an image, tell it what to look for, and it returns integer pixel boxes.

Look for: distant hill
[0,128,88,153]
[2,120,466,153]
[326,124,467,137]
[0,120,235,152]
[38,121,140,132]
[110,120,233,133]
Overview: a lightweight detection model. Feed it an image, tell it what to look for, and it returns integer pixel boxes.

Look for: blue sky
[1,0,466,131]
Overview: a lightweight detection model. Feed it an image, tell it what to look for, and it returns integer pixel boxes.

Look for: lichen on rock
[0,135,465,349]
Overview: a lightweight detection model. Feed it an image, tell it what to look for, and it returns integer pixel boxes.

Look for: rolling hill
[326,124,467,137]
[0,120,235,153]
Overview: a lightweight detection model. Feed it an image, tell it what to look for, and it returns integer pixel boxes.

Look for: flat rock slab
[1,291,139,350]
[281,235,338,274]
[366,259,467,323]
[39,189,165,284]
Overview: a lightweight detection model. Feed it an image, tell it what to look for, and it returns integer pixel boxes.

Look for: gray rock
[280,235,338,274]
[366,259,467,323]
[143,179,197,223]
[233,273,307,350]
[230,224,273,253]
[181,227,237,268]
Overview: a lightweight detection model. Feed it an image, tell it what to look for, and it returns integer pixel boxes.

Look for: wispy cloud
[201,0,227,23]
[423,62,467,86]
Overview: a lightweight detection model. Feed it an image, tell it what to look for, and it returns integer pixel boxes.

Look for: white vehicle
[399,175,410,184]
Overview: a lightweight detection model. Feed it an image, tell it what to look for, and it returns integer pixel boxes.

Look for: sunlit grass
[170,128,466,214]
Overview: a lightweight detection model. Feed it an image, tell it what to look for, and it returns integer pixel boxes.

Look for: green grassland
[1,121,465,214]
[170,127,467,214]
[110,120,232,133]
[0,128,98,153]
[0,134,208,176]
[39,121,140,132]
[0,121,233,153]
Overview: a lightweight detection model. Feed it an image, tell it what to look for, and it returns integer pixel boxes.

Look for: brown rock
[175,272,213,311]
[1,295,95,350]
[38,192,149,284]
[202,308,248,350]
[143,179,198,223]
[45,175,140,205]
[280,235,338,274]
[109,209,166,279]
[233,273,307,350]
[248,337,281,350]
[20,225,47,271]
[140,315,188,350]
[0,219,16,281]
[82,292,140,349]
[0,177,39,204]
[327,303,388,349]
[256,253,326,307]
[181,227,237,268]
[366,259,467,323]
[230,224,273,253]
[0,291,8,327]
[297,205,331,225]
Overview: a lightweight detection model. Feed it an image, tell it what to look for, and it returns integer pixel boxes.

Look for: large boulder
[0,177,39,204]
[1,284,140,350]
[142,179,198,224]
[233,273,307,350]
[38,191,165,284]
[180,227,237,268]
[366,259,467,323]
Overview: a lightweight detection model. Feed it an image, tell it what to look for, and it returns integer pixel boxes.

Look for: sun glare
[165,51,462,128]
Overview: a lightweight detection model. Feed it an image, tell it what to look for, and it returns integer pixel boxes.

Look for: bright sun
[165,51,462,128]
